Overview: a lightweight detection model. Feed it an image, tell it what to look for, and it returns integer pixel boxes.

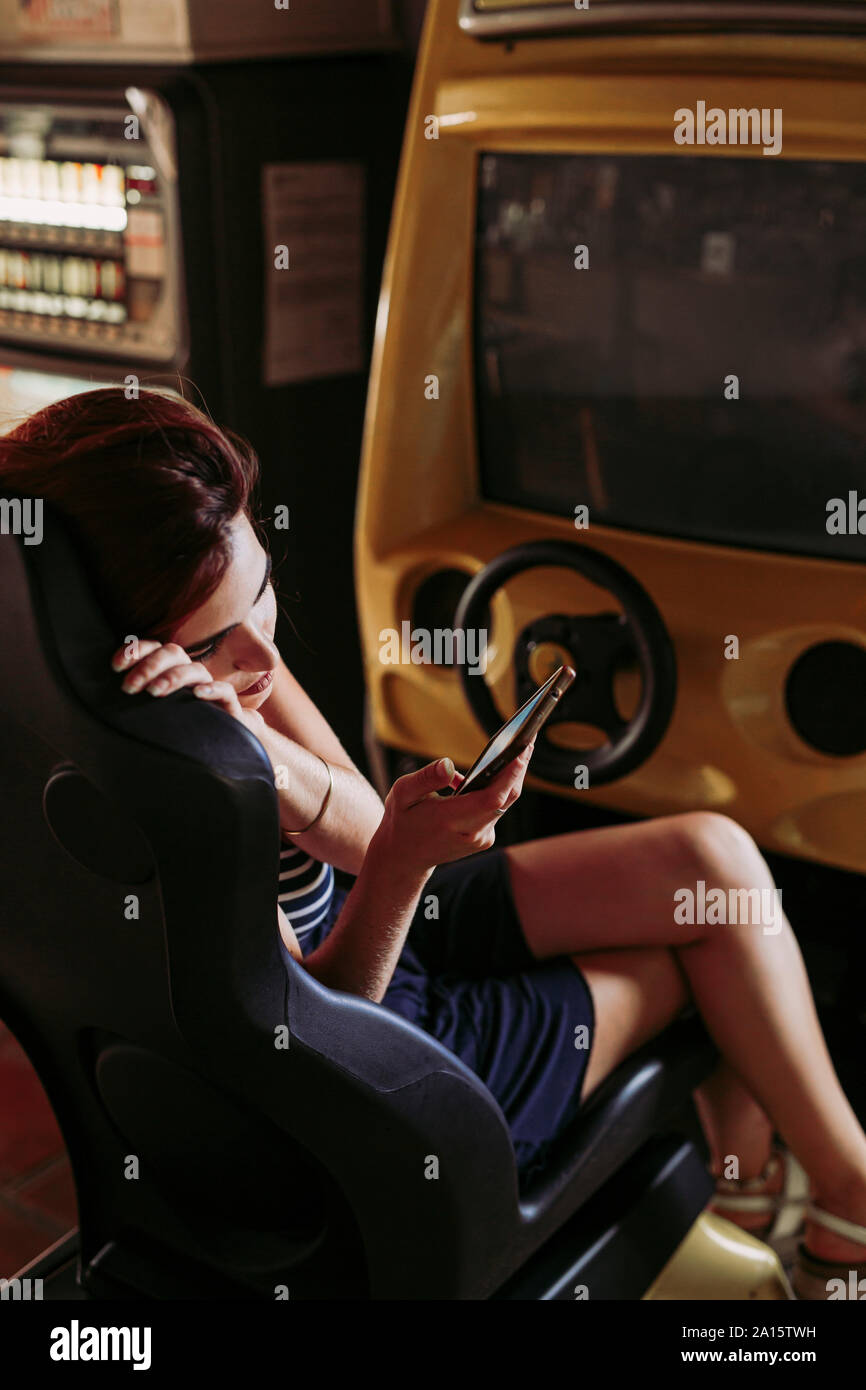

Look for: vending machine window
[0,96,184,369]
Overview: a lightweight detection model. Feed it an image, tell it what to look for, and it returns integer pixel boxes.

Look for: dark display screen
[474,152,866,560]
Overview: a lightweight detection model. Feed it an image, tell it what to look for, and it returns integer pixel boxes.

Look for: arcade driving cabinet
[357,0,866,881]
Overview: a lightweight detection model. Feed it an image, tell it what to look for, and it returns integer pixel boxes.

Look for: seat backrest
[0,495,522,1299]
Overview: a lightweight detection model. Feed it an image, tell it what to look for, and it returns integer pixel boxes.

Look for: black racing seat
[0,494,719,1300]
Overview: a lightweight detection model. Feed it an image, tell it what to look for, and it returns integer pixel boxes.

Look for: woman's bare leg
[563,937,786,1235]
[694,1062,775,1178]
[693,1060,789,1233]
[575,943,690,1103]
[574,948,784,1232]
[503,812,866,1262]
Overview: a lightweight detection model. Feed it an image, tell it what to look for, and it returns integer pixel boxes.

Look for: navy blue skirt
[280,847,595,1190]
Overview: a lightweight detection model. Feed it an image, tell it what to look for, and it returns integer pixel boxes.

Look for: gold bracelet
[282,754,334,837]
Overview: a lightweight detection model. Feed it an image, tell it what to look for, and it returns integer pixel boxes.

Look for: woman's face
[169,512,279,711]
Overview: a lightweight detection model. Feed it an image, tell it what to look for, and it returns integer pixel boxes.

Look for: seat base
[18,1210,794,1301]
[495,1134,714,1299]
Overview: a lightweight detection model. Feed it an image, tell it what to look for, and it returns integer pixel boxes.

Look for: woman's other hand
[111,639,266,735]
[371,742,535,879]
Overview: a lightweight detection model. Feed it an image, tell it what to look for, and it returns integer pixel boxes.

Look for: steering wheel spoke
[545,668,625,742]
[543,611,636,739]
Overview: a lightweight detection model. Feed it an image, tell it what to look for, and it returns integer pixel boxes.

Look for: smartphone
[439,664,576,797]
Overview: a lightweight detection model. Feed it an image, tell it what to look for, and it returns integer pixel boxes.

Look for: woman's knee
[671,811,772,892]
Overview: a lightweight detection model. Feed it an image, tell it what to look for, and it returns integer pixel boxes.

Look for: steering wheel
[453,540,677,787]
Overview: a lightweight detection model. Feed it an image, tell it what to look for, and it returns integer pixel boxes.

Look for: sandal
[710,1143,810,1260]
[792,1204,866,1300]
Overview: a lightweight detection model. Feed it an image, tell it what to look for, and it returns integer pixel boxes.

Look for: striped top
[277,840,336,947]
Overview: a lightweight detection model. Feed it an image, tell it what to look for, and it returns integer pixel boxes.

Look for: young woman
[3,385,866,1300]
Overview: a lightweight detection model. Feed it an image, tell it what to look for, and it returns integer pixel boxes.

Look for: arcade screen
[474,152,866,560]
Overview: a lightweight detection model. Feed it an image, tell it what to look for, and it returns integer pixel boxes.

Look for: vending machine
[0,0,409,767]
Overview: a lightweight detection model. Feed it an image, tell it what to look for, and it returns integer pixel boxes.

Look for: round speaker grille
[410,568,492,667]
[785,642,866,757]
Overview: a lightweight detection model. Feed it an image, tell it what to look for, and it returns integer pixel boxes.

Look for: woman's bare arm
[301,831,433,1002]
[301,749,534,1002]
[262,658,363,772]
[257,658,385,874]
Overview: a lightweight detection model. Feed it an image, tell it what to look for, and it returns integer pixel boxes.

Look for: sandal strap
[712,1193,778,1215]
[807,1202,866,1245]
[772,1150,811,1239]
[780,1149,810,1202]
[713,1148,810,1240]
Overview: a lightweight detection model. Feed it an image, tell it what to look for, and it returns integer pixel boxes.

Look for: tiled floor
[0,1020,78,1275]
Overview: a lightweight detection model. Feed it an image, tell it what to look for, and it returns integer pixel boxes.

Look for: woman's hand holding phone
[370,741,535,880]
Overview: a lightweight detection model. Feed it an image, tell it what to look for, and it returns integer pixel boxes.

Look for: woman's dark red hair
[0,386,263,640]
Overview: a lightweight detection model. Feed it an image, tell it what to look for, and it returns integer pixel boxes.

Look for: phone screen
[462,682,550,787]
[436,665,575,798]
